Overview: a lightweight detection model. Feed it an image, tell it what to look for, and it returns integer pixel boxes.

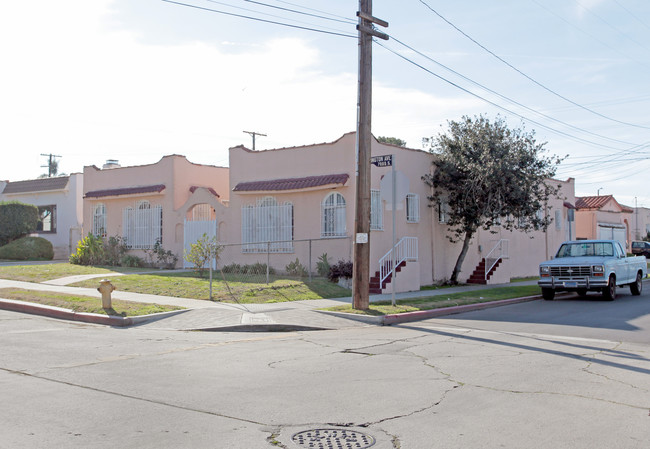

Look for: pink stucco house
[78,133,576,291]
[82,156,229,265]
[222,132,576,291]
[575,195,633,250]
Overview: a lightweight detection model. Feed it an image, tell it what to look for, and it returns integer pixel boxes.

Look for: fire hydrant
[97,279,115,309]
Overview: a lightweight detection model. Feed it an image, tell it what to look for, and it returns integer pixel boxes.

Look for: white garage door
[598,224,627,251]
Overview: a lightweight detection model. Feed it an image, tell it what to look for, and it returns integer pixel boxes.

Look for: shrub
[144,241,178,269]
[316,253,330,277]
[69,233,105,265]
[184,233,223,277]
[220,262,275,276]
[285,258,307,277]
[103,236,128,266]
[0,236,54,260]
[0,202,39,246]
[120,254,145,267]
[328,260,353,282]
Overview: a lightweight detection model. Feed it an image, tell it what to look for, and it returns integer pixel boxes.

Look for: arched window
[93,203,107,237]
[188,203,215,221]
[322,192,346,237]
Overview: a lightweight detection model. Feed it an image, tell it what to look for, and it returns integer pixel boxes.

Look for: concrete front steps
[369,260,407,294]
[466,258,502,285]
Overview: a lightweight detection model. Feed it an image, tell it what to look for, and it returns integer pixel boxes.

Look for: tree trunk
[450,231,474,284]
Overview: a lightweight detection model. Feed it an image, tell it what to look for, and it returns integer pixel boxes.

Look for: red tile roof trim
[233,174,349,192]
[575,195,633,213]
[190,186,220,197]
[85,184,166,198]
[575,195,613,210]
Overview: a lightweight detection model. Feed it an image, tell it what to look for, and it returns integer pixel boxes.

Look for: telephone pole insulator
[243,131,267,151]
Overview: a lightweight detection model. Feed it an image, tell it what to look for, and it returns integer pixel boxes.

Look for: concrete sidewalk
[0,276,542,330]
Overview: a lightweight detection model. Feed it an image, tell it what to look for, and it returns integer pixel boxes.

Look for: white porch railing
[379,237,418,285]
[485,239,509,281]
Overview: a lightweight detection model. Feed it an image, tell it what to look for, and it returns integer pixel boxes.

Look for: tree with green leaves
[422,115,564,284]
[184,233,223,278]
[377,136,407,147]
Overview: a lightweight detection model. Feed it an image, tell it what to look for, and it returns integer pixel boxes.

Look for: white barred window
[241,196,294,253]
[406,193,420,223]
[122,201,163,249]
[190,203,214,221]
[93,203,107,237]
[370,189,383,230]
[322,192,346,237]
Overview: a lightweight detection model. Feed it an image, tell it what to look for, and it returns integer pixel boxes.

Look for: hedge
[0,236,54,260]
[0,202,39,246]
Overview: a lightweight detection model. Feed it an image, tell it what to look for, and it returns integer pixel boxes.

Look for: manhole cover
[291,428,376,449]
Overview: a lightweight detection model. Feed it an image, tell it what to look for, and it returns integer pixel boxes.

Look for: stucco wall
[82,155,228,265]
[225,133,575,287]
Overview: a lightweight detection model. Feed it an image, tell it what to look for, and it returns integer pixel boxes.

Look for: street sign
[371,154,393,167]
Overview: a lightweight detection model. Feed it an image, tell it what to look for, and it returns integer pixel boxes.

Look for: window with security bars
[406,193,419,223]
[189,203,215,221]
[93,203,107,237]
[370,189,383,230]
[322,192,346,237]
[241,196,294,253]
[122,201,163,249]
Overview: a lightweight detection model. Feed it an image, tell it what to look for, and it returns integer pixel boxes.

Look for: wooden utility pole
[243,130,266,151]
[40,153,62,177]
[353,0,388,310]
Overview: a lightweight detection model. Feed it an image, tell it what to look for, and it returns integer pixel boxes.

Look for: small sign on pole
[371,155,393,167]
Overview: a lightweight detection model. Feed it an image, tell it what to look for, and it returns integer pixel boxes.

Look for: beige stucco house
[575,195,633,250]
[631,206,650,241]
[82,156,229,265]
[0,174,84,259]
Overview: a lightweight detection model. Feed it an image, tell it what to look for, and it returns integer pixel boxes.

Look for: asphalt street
[1,287,649,449]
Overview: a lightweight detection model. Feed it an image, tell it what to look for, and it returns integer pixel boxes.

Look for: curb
[319,294,549,326]
[382,295,542,325]
[0,298,188,327]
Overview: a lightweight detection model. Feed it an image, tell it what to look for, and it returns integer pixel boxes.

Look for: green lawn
[70,271,351,303]
[0,288,183,317]
[0,263,148,283]
[326,285,541,315]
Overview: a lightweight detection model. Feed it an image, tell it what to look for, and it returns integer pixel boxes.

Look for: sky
[1,0,649,207]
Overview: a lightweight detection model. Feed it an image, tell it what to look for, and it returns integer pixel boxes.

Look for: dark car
[631,241,650,258]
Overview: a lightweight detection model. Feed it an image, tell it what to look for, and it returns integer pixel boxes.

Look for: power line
[375,39,644,154]
[203,0,354,34]
[387,34,639,148]
[273,0,355,23]
[239,0,355,25]
[613,0,650,31]
[529,0,650,72]
[161,0,356,38]
[417,0,650,130]
[573,0,650,53]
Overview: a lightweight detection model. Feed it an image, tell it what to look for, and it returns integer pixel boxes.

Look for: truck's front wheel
[602,275,616,301]
[542,288,555,301]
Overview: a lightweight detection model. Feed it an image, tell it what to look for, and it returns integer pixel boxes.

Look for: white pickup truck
[538,240,647,301]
